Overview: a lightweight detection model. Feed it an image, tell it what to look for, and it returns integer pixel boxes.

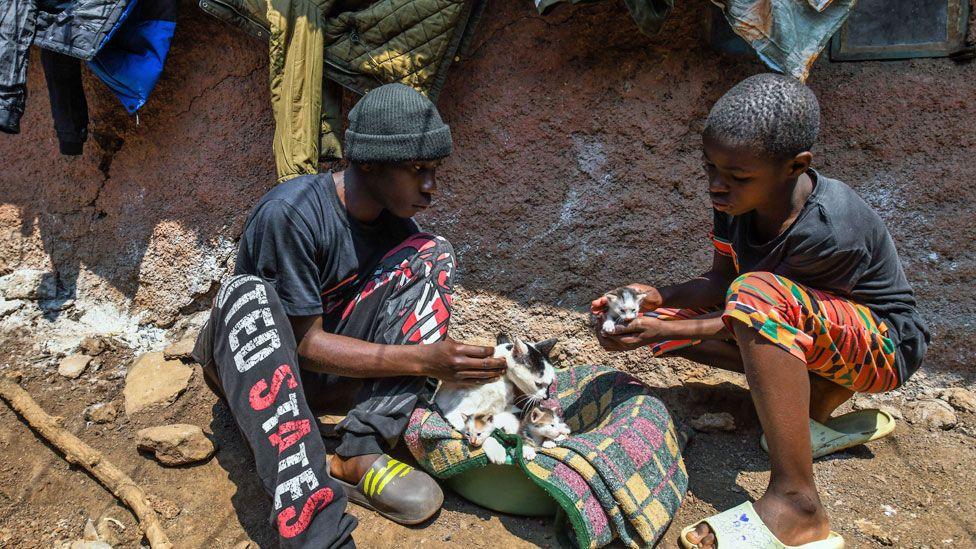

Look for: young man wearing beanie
[192,83,506,548]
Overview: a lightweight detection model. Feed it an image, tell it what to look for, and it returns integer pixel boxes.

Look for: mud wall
[1,0,973,382]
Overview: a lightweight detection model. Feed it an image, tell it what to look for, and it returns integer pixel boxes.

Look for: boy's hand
[412,337,507,383]
[590,283,663,314]
[596,317,668,352]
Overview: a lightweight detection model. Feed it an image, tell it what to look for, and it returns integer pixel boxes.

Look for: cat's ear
[496,333,511,345]
[530,408,544,423]
[513,337,528,357]
[460,413,470,422]
[635,292,648,304]
[535,338,558,358]
[604,292,619,303]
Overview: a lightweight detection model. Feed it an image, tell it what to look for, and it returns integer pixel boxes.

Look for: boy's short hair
[704,73,820,159]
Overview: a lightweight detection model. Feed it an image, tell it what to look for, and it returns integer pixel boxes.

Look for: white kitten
[464,413,494,447]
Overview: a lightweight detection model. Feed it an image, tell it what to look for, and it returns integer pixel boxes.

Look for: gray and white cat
[519,403,571,461]
[434,333,557,464]
[597,287,647,334]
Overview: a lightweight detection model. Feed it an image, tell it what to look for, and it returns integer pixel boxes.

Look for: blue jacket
[88,0,178,114]
[0,0,176,153]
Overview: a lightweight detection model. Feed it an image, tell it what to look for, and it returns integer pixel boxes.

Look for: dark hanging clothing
[40,49,88,155]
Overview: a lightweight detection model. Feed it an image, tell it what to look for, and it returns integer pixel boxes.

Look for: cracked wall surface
[0,0,974,382]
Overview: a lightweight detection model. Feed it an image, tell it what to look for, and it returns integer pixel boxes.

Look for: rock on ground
[123,353,193,416]
[85,402,119,424]
[0,298,23,318]
[909,399,957,430]
[58,354,93,379]
[163,336,197,361]
[78,336,109,356]
[0,269,57,301]
[54,541,112,549]
[938,388,976,413]
[689,412,736,433]
[136,424,215,466]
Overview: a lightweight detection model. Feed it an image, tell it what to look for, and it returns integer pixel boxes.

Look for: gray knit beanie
[345,83,453,163]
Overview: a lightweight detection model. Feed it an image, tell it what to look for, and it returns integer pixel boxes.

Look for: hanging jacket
[533,0,674,37]
[199,0,486,182]
[1,0,130,134]
[0,0,177,154]
[88,0,179,113]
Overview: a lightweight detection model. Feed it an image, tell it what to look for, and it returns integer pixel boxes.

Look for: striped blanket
[404,365,689,548]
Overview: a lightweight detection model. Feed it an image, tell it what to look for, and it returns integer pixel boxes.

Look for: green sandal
[760,409,896,459]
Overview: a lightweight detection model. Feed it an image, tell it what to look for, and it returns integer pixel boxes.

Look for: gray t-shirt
[712,170,929,383]
[234,172,418,318]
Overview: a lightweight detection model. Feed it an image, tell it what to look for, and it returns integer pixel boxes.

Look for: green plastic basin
[444,457,558,517]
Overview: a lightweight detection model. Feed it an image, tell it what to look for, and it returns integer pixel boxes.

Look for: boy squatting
[593,73,928,548]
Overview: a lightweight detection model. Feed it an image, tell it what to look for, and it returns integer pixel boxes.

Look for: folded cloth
[713,0,856,81]
[405,364,689,548]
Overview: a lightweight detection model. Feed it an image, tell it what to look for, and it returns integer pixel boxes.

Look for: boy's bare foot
[683,487,830,548]
[329,453,381,483]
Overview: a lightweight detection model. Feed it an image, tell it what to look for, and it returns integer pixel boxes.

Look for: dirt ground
[0,325,973,549]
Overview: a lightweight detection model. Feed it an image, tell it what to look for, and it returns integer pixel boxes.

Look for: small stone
[137,424,215,466]
[909,399,957,430]
[55,541,113,549]
[78,336,109,356]
[233,541,259,549]
[878,403,903,421]
[163,336,196,361]
[85,402,118,424]
[83,519,99,541]
[938,387,976,413]
[689,412,736,432]
[0,269,57,300]
[58,354,93,379]
[147,494,182,519]
[854,518,893,546]
[0,298,23,318]
[95,518,123,547]
[123,353,192,416]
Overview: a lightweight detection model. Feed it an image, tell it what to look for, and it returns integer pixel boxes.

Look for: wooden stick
[0,374,174,549]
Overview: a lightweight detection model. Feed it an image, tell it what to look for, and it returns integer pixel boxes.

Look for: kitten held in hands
[594,287,647,334]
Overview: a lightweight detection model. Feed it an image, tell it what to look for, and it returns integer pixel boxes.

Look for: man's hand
[596,317,669,352]
[412,338,507,383]
[590,283,663,315]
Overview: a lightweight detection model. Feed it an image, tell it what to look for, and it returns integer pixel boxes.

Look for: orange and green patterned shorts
[646,271,899,393]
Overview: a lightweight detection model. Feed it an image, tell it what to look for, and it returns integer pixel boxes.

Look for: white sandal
[679,501,844,548]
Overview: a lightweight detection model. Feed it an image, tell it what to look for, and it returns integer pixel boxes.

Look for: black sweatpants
[193,233,455,548]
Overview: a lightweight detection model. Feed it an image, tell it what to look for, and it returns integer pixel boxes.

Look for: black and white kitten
[435,333,558,464]
[596,287,646,334]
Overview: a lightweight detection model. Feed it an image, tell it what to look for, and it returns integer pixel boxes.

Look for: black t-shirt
[712,170,929,383]
[234,172,418,318]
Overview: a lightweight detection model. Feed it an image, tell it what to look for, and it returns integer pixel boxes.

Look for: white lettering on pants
[274,469,319,510]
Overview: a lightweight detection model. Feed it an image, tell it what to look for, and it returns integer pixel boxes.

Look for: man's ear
[787,151,813,178]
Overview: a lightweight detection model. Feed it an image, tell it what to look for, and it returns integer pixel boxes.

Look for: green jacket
[199,0,484,181]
